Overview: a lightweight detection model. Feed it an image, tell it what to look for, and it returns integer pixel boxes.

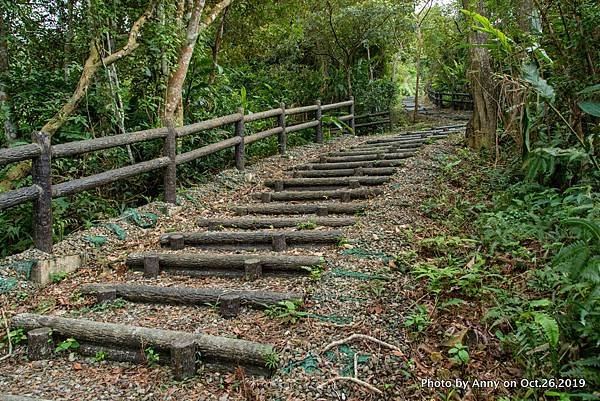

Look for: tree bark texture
[126,252,323,271]
[80,283,302,308]
[12,313,273,376]
[463,0,499,151]
[233,203,366,215]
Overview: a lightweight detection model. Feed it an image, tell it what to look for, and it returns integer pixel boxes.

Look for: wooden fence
[427,89,473,110]
[0,97,390,253]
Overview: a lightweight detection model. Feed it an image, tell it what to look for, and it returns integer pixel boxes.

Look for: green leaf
[105,223,127,240]
[578,101,600,118]
[458,349,470,363]
[84,235,107,247]
[522,63,555,102]
[563,218,600,243]
[577,84,600,95]
[533,312,559,348]
[529,299,551,308]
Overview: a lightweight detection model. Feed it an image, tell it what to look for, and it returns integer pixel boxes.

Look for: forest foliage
[0,0,599,397]
[0,0,412,255]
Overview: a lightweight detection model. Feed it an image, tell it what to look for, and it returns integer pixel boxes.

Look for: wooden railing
[427,89,473,110]
[0,97,359,253]
[355,110,392,130]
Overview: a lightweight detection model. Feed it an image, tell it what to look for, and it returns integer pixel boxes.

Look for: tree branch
[200,0,233,29]
[317,376,383,395]
[164,0,233,121]
[1,1,157,191]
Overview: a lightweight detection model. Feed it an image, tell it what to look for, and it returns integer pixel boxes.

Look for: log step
[127,252,323,273]
[253,188,382,202]
[295,159,405,171]
[80,283,302,309]
[12,313,274,377]
[350,140,425,150]
[160,230,344,250]
[364,131,454,144]
[265,176,390,190]
[233,203,367,215]
[321,152,414,164]
[327,147,420,157]
[338,143,421,153]
[198,216,356,229]
[293,167,397,178]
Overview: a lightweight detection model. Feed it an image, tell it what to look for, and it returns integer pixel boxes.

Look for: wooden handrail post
[389,108,394,130]
[32,131,53,253]
[315,100,323,143]
[278,102,287,154]
[349,96,356,134]
[164,119,177,204]
[234,107,245,170]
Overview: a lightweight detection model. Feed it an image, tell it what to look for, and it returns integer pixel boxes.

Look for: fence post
[389,108,394,130]
[235,107,245,171]
[164,119,177,204]
[278,102,287,154]
[349,96,356,134]
[315,100,323,144]
[32,131,52,253]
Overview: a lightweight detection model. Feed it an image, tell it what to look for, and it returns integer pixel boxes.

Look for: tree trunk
[63,0,75,81]
[345,63,353,97]
[463,0,498,151]
[0,9,17,143]
[208,6,229,85]
[104,27,135,164]
[163,0,232,125]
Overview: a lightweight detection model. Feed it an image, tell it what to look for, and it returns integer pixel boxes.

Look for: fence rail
[0,96,393,253]
[427,89,473,111]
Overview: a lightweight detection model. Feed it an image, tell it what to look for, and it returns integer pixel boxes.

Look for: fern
[532,312,559,349]
[553,240,591,279]
[561,356,600,387]
[563,218,600,243]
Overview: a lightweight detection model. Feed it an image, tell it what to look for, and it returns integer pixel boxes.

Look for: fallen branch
[318,376,383,395]
[0,309,12,362]
[322,333,402,353]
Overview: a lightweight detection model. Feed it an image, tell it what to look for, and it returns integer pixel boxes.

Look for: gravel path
[0,116,510,401]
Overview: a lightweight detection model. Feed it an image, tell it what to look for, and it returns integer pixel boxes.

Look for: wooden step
[327,146,420,157]
[233,202,367,216]
[198,216,355,229]
[0,396,51,401]
[81,283,302,309]
[12,313,273,377]
[294,159,405,171]
[321,152,414,164]
[365,131,454,144]
[349,141,424,150]
[252,188,382,202]
[160,230,344,250]
[265,176,390,190]
[126,252,323,273]
[293,167,397,178]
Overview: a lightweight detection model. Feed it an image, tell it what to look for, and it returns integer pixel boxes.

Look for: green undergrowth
[411,146,600,399]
